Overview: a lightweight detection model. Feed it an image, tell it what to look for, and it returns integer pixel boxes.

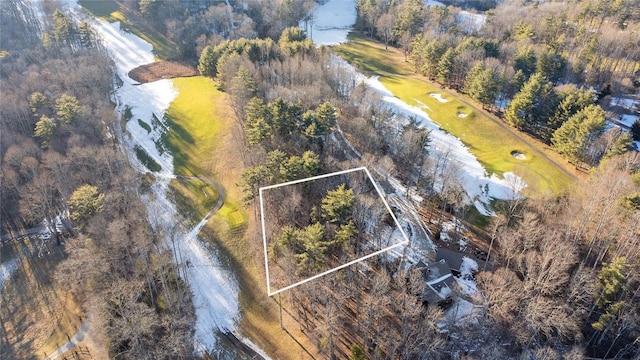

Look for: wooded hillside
[0,3,194,358]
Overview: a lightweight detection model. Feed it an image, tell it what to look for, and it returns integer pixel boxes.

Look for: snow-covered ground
[457,257,479,296]
[619,114,639,128]
[425,0,446,6]
[0,258,20,291]
[608,97,639,149]
[611,96,639,109]
[301,0,357,45]
[456,11,486,33]
[17,0,46,35]
[54,0,268,356]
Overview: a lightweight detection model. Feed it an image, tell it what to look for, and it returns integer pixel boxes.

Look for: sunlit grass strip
[162,76,228,223]
[78,0,176,59]
[335,33,414,76]
[163,77,224,177]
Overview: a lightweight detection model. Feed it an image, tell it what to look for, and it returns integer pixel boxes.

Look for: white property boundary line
[259,166,410,297]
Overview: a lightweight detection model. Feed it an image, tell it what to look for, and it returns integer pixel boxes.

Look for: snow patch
[619,114,638,128]
[414,99,432,112]
[455,256,479,296]
[0,258,20,290]
[511,151,526,160]
[444,298,481,324]
[425,0,446,6]
[439,221,456,242]
[302,0,357,46]
[25,0,46,34]
[611,96,638,109]
[430,92,450,103]
[456,11,486,34]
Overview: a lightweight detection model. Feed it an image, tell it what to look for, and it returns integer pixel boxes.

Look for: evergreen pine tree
[552,104,606,165]
[197,45,217,77]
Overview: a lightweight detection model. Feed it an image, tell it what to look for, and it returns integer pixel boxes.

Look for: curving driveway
[173,174,226,216]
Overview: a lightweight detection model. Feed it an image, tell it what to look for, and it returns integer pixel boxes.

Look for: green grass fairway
[78,0,176,59]
[336,34,575,195]
[381,76,573,194]
[164,77,223,176]
[335,35,414,75]
[162,77,230,222]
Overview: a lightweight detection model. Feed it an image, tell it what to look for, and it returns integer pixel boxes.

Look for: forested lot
[1,0,639,359]
[1,2,194,359]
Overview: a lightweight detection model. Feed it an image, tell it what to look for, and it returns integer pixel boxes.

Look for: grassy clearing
[162,76,318,358]
[335,34,414,75]
[336,33,575,196]
[169,178,220,221]
[163,77,223,177]
[78,0,176,59]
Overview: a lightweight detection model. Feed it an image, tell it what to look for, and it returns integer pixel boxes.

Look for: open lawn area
[336,34,577,196]
[78,0,176,59]
[161,76,318,359]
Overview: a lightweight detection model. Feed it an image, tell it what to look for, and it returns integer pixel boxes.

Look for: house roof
[416,259,456,304]
[436,248,468,273]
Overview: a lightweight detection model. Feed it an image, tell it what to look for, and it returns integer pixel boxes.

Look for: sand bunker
[430,93,450,103]
[511,151,526,160]
[457,112,469,118]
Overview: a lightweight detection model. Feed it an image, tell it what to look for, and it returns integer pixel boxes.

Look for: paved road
[43,320,90,360]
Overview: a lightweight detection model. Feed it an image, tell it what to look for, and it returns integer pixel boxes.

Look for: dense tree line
[0,6,194,359]
[108,0,314,59]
